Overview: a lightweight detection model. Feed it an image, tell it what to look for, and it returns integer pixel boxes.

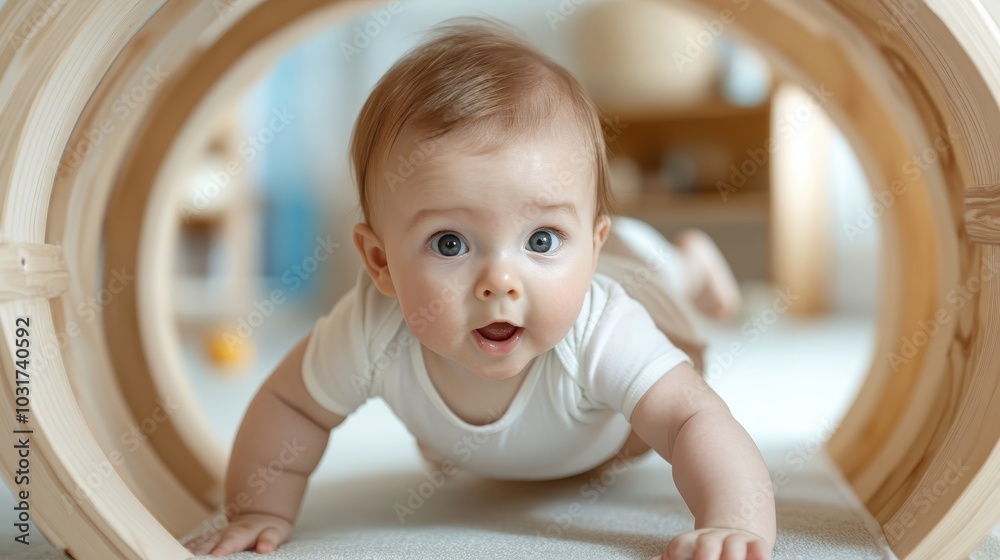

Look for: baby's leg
[598,217,708,372]
[615,429,652,462]
[601,217,740,321]
[673,229,741,320]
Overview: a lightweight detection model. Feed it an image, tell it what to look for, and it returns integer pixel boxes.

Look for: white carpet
[185,447,890,559]
[3,309,999,559]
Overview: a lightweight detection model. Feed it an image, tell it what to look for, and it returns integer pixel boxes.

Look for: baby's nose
[475,263,522,301]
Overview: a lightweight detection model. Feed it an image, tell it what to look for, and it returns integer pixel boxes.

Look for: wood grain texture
[0,1,193,558]
[0,243,68,301]
[104,0,380,532]
[965,184,1000,243]
[44,0,231,541]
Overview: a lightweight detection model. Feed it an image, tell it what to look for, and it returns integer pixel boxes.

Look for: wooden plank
[103,0,382,532]
[965,184,1000,244]
[770,83,832,315]
[0,243,68,301]
[0,300,189,559]
[39,0,227,541]
[0,1,216,558]
[890,246,1000,558]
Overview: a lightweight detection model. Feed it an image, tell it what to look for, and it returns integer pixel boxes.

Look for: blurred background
[175,0,879,452]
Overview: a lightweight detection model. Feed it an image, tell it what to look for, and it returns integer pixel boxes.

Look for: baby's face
[371,120,608,382]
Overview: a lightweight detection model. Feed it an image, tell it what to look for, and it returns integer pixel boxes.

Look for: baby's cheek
[534,289,584,343]
[400,282,464,339]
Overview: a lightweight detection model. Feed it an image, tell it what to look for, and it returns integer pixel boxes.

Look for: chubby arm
[185,333,346,556]
[631,362,775,560]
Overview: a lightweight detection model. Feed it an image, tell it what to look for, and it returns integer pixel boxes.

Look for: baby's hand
[183,513,294,557]
[654,527,772,560]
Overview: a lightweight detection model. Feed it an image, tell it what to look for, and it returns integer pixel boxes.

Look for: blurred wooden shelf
[604,93,773,283]
[603,95,769,124]
[618,191,770,223]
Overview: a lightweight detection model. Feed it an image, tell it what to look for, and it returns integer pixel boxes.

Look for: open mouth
[476,322,519,341]
[472,322,524,356]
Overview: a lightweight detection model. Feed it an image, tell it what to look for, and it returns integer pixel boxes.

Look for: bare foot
[674,230,742,320]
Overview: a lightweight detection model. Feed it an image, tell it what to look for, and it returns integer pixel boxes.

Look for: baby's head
[350,17,616,381]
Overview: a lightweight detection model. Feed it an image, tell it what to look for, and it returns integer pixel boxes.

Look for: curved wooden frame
[0,1,996,558]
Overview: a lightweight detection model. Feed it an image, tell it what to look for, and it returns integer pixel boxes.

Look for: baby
[184,17,774,560]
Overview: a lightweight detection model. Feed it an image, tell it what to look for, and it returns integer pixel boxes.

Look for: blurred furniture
[769,83,834,315]
[174,112,260,324]
[606,92,773,284]
[606,81,835,314]
[573,0,774,285]
[572,0,723,113]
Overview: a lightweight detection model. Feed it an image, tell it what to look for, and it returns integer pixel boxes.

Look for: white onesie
[301,227,695,480]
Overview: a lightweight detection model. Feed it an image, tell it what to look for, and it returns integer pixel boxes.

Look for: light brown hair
[350,16,615,231]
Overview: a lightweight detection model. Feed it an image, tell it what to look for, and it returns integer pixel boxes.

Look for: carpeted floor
[180,442,894,560]
[4,310,999,559]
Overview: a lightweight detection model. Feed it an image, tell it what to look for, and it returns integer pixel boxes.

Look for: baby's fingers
[183,533,220,556]
[254,526,292,553]
[209,527,261,557]
[662,529,763,560]
[717,534,749,560]
[746,539,771,560]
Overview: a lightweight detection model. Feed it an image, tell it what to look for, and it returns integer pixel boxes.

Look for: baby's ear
[353,223,396,297]
[593,214,611,254]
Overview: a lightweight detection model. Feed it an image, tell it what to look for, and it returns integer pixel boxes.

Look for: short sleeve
[301,270,400,416]
[578,281,693,421]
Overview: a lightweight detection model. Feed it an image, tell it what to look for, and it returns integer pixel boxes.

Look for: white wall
[827,129,881,315]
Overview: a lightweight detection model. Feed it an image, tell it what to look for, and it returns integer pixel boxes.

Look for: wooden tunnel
[0,0,998,558]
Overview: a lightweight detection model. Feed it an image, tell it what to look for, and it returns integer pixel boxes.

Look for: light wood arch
[0,1,997,558]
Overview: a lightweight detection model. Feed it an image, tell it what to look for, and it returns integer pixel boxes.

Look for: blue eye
[526,229,562,253]
[429,232,468,257]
